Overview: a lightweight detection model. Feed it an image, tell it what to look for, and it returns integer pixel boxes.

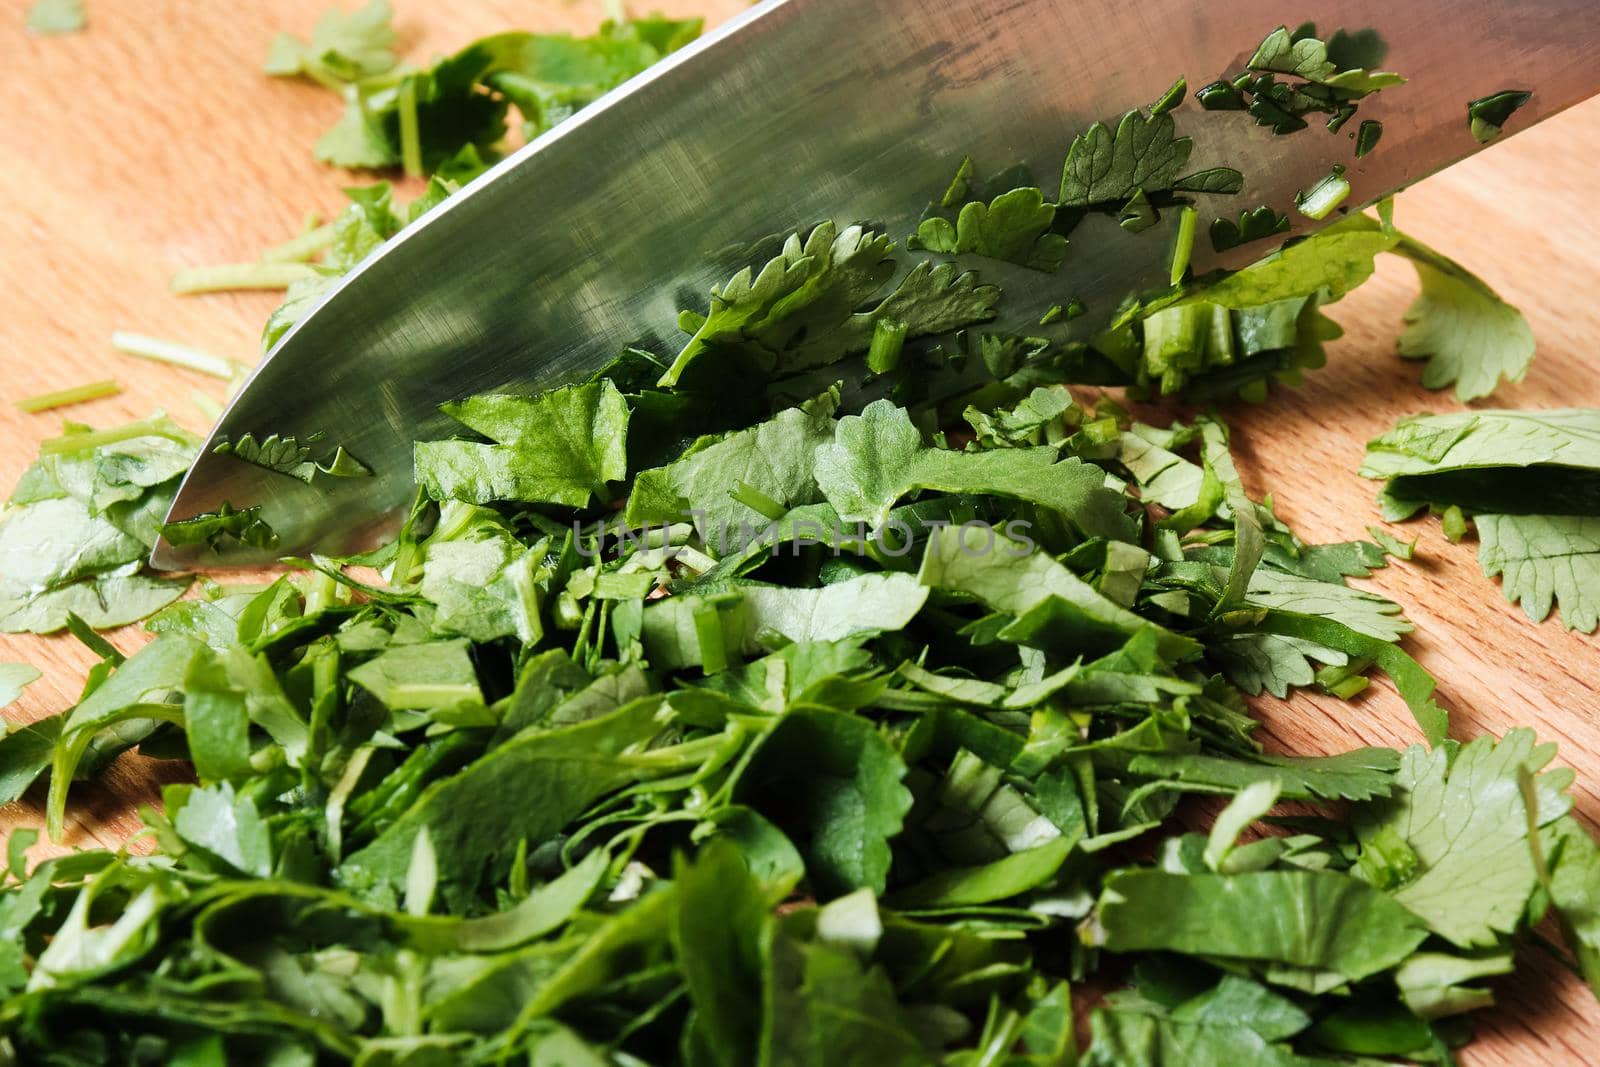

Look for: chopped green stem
[110,331,245,380]
[866,318,908,375]
[170,262,317,294]
[1170,205,1197,285]
[37,414,194,456]
[259,222,338,264]
[16,379,120,413]
[397,77,423,180]
[190,390,224,423]
[1295,166,1351,221]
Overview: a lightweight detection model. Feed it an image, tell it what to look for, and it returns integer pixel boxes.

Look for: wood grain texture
[1,1,1597,1060]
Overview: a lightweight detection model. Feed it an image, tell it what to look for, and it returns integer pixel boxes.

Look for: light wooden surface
[2,1,1598,1060]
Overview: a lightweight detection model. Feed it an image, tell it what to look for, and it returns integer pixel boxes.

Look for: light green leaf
[814,400,1134,540]
[1393,235,1534,401]
[1479,513,1600,632]
[415,381,630,507]
[1096,868,1428,980]
[1355,730,1563,947]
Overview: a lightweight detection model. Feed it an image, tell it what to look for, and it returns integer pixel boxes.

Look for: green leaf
[0,714,61,806]
[161,502,279,552]
[182,648,255,783]
[1199,214,1396,309]
[1542,815,1600,996]
[264,0,397,83]
[1084,1008,1329,1067]
[1467,89,1532,143]
[48,634,201,839]
[1202,780,1280,873]
[25,0,83,34]
[1393,234,1534,401]
[1096,867,1428,980]
[1059,108,1193,207]
[890,835,1072,908]
[625,391,838,538]
[0,574,189,635]
[347,638,483,709]
[415,381,630,507]
[1355,730,1563,947]
[673,840,769,1067]
[0,663,41,708]
[1248,25,1405,91]
[814,400,1135,540]
[340,697,666,910]
[737,708,912,899]
[662,224,999,387]
[764,926,931,1067]
[641,574,928,671]
[913,187,1068,271]
[917,524,1197,661]
[1209,206,1290,254]
[173,781,274,877]
[1393,950,1513,1019]
[1128,748,1400,802]
[1479,513,1600,632]
[419,505,545,644]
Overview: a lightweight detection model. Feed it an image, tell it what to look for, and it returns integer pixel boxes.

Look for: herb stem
[1170,206,1197,285]
[37,414,195,456]
[15,379,121,413]
[111,331,246,381]
[259,222,338,263]
[170,262,317,294]
[397,77,423,179]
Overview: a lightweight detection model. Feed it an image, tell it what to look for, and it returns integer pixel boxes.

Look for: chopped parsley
[0,13,1593,1067]
[1468,89,1534,143]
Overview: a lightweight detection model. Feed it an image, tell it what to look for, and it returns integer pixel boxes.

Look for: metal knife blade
[152,0,1600,569]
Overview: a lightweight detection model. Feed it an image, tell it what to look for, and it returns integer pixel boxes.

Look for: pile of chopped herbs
[2,8,1598,1067]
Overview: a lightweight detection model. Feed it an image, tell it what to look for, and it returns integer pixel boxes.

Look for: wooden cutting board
[2,1,1598,1060]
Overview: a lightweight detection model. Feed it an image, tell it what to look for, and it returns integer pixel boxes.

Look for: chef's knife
[152,0,1600,568]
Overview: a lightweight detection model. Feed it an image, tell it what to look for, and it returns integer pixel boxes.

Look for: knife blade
[152,0,1600,568]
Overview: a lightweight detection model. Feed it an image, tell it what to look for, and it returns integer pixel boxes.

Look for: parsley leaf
[912,186,1068,271]
[1209,206,1291,253]
[1392,234,1535,401]
[415,381,630,507]
[1467,89,1533,143]
[1363,410,1600,629]
[1478,514,1600,631]
[1355,730,1568,947]
[160,502,279,552]
[813,400,1135,540]
[264,0,397,85]
[1059,108,1192,208]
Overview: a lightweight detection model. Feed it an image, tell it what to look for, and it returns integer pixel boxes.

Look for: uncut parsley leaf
[1363,410,1600,629]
